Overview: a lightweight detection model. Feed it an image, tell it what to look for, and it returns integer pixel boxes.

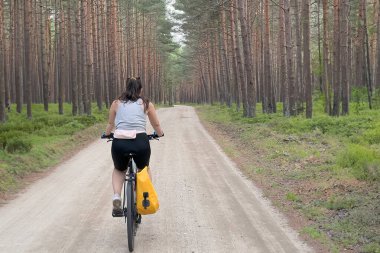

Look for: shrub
[325,196,357,210]
[337,144,380,181]
[0,135,5,150]
[363,127,380,144]
[0,131,27,150]
[286,192,301,202]
[5,138,33,153]
[76,115,98,126]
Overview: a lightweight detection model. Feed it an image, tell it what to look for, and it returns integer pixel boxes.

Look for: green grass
[286,192,301,202]
[197,101,380,182]
[196,99,380,253]
[0,103,108,194]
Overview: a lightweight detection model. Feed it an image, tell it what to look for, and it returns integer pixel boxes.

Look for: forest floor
[196,104,380,253]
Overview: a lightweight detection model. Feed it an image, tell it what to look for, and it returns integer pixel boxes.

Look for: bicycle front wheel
[126,180,136,252]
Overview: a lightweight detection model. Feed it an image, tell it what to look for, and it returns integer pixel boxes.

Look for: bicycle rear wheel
[126,180,136,252]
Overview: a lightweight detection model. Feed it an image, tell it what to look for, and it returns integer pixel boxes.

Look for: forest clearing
[0,0,379,252]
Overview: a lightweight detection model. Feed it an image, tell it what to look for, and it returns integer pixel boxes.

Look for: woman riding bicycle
[104,77,164,214]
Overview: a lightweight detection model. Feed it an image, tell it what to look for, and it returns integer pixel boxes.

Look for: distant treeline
[0,0,178,122]
[176,0,380,118]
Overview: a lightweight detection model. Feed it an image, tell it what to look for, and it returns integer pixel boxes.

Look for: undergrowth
[0,103,107,194]
[196,97,380,253]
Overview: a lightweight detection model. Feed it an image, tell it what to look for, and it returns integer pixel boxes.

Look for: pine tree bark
[0,0,5,122]
[332,0,341,116]
[363,0,372,109]
[278,1,287,116]
[264,0,275,113]
[15,0,23,113]
[317,0,323,93]
[93,1,102,110]
[220,2,231,107]
[284,0,295,116]
[341,0,349,115]
[85,0,93,115]
[303,0,312,118]
[230,0,241,111]
[76,2,84,114]
[293,0,302,111]
[24,0,32,119]
[322,0,331,114]
[237,0,256,117]
[41,3,49,111]
[376,0,380,88]
[356,0,365,87]
[81,0,89,114]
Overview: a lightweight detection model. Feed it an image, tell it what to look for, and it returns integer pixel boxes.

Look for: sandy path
[0,105,313,253]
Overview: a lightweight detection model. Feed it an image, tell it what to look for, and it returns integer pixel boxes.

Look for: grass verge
[196,103,380,253]
[0,103,107,199]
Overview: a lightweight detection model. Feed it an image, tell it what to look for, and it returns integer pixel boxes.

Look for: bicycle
[101,132,160,252]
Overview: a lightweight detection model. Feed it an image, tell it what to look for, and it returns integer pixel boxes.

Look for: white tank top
[115,99,146,132]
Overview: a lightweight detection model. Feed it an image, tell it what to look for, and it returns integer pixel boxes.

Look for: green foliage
[0,131,27,149]
[301,226,323,240]
[325,196,357,210]
[5,138,32,154]
[286,192,301,202]
[352,88,368,114]
[363,125,380,144]
[362,243,380,253]
[337,144,380,181]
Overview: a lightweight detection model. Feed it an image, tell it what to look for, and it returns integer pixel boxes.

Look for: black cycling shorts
[111,133,151,171]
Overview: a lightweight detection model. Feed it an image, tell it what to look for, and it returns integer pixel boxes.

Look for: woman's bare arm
[105,100,118,135]
[147,102,164,136]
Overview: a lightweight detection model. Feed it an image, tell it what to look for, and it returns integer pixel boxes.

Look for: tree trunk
[264,0,274,113]
[332,0,341,116]
[293,0,302,111]
[15,0,23,113]
[376,0,380,88]
[363,0,372,109]
[278,0,287,116]
[284,0,295,116]
[0,0,5,122]
[322,0,331,114]
[317,0,323,93]
[85,0,93,116]
[41,3,49,111]
[230,0,241,111]
[93,1,102,110]
[76,2,84,114]
[341,0,349,115]
[356,0,365,87]
[303,0,312,118]
[237,0,256,117]
[24,0,32,119]
[220,2,231,107]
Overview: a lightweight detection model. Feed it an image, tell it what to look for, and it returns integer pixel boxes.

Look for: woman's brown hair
[118,77,149,112]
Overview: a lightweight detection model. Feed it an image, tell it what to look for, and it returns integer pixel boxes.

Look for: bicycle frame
[101,132,161,252]
[122,155,137,219]
[124,154,139,252]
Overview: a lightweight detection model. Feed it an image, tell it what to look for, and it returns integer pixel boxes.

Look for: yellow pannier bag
[136,167,159,215]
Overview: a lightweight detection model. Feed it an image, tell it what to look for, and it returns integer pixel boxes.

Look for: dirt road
[0,106,313,253]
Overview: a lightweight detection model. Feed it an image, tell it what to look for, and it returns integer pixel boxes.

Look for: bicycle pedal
[112,210,124,217]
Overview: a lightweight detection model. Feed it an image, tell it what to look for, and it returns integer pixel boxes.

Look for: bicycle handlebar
[101,132,114,139]
[101,132,163,141]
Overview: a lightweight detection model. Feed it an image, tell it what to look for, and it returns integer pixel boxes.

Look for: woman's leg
[112,168,125,195]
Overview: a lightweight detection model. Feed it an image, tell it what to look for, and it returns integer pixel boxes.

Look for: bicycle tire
[126,180,135,252]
